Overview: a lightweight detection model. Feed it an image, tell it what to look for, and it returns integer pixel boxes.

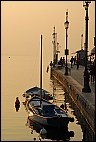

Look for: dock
[51,64,95,136]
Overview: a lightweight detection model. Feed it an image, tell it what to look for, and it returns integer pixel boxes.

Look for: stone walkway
[59,64,95,107]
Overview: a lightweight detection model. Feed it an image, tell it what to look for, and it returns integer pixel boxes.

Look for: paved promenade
[60,64,95,107]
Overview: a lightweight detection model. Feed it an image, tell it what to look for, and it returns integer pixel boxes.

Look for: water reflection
[26,116,74,141]
[64,92,95,141]
[51,77,95,141]
[60,95,68,114]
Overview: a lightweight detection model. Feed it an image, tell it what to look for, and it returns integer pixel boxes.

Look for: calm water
[1,55,93,141]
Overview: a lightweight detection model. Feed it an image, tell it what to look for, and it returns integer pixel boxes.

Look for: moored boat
[26,95,74,128]
[23,86,53,101]
[26,116,74,141]
[24,35,74,128]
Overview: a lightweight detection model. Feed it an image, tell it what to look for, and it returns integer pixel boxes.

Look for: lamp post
[64,10,69,75]
[52,26,57,66]
[82,1,91,93]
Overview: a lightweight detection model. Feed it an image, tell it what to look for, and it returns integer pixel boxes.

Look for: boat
[22,86,53,101]
[25,35,74,128]
[26,116,74,141]
[26,95,74,128]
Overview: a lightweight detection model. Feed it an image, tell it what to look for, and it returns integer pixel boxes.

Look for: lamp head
[64,9,69,29]
[83,1,91,7]
[64,21,69,29]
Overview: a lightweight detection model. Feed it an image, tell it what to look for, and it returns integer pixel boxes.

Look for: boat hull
[26,96,72,128]
[28,114,69,128]
[27,117,74,140]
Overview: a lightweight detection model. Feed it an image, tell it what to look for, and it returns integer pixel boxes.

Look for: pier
[51,64,95,137]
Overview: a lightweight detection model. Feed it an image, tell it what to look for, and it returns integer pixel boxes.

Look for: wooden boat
[26,116,74,141]
[26,95,74,128]
[25,35,74,128]
[22,86,53,101]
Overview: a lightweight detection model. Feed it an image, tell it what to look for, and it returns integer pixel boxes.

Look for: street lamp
[64,9,69,75]
[52,26,57,66]
[82,1,91,93]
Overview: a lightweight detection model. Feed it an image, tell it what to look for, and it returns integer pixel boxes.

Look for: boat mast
[40,34,42,106]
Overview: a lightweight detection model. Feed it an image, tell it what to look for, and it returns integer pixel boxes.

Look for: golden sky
[1,1,95,59]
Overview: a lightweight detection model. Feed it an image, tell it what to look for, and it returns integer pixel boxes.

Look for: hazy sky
[1,1,95,59]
